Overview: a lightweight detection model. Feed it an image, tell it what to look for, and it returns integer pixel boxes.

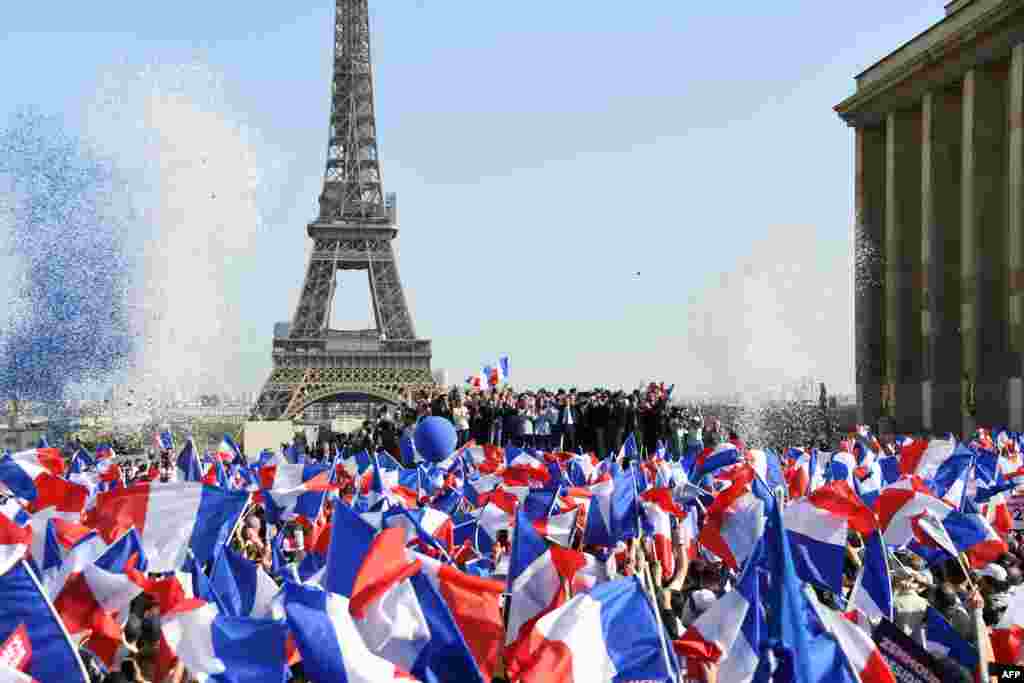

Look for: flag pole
[21,559,92,683]
[636,527,676,681]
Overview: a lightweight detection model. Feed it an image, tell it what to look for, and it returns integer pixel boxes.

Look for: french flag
[849,530,894,622]
[813,596,895,683]
[51,561,144,666]
[25,479,90,567]
[0,498,31,576]
[640,488,686,581]
[902,438,956,479]
[514,577,678,683]
[176,440,202,482]
[476,490,517,552]
[692,443,743,483]
[827,450,858,487]
[415,552,505,682]
[68,448,94,476]
[323,510,486,682]
[0,561,91,683]
[158,430,174,450]
[39,521,105,596]
[157,600,288,682]
[533,506,580,548]
[0,453,66,503]
[876,477,1006,565]
[207,547,279,618]
[263,470,335,525]
[697,466,768,571]
[215,434,241,464]
[570,552,611,595]
[924,606,978,672]
[9,449,64,477]
[259,462,319,491]
[505,509,586,677]
[581,469,639,547]
[674,536,763,683]
[786,448,816,499]
[783,481,877,595]
[83,482,249,573]
[280,581,416,682]
[384,506,455,555]
[0,624,35,682]
[467,372,486,390]
[485,355,509,387]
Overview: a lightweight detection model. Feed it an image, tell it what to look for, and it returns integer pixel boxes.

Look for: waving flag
[174,440,201,483]
[158,600,288,682]
[51,560,144,667]
[756,484,894,683]
[155,430,174,452]
[0,456,64,503]
[692,444,743,483]
[640,488,686,581]
[813,596,895,683]
[783,481,876,594]
[505,508,586,675]
[208,547,278,618]
[262,469,334,525]
[485,356,510,387]
[849,530,893,622]
[675,536,763,683]
[514,577,677,683]
[876,477,1006,564]
[581,468,639,547]
[924,606,978,672]
[0,624,35,682]
[0,498,31,576]
[83,482,249,573]
[698,466,769,571]
[281,581,415,682]
[0,561,89,683]
[68,448,94,476]
[415,552,504,681]
[214,434,241,464]
[323,517,484,682]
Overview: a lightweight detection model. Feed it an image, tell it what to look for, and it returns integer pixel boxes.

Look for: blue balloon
[414,417,457,463]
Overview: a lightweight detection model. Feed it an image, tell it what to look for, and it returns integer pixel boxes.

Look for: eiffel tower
[252,0,434,421]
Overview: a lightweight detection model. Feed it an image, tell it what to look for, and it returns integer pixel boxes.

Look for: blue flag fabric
[210,547,260,618]
[0,561,90,683]
[755,489,858,683]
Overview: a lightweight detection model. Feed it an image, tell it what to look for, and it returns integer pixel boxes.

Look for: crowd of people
[315,382,713,463]
[6,382,1024,682]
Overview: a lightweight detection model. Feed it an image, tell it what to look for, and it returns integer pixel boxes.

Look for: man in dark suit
[558,394,578,452]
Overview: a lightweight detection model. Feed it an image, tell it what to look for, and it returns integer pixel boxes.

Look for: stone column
[1009,44,1024,431]
[962,63,1010,435]
[855,125,887,430]
[923,87,964,435]
[886,109,924,433]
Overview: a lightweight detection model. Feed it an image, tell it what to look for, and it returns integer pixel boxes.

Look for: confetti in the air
[0,109,136,403]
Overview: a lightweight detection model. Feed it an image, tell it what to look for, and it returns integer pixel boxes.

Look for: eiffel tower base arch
[253,365,435,421]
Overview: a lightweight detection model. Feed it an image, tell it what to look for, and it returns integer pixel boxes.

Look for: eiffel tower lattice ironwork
[252,0,433,420]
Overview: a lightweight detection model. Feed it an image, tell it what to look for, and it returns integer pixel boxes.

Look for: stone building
[835,0,1024,435]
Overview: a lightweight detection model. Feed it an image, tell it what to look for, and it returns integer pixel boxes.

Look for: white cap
[979,564,1008,583]
[691,589,717,614]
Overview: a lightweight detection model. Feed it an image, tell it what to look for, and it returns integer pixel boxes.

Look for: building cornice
[835,1,1024,127]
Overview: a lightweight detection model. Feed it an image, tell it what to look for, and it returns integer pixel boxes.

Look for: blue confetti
[0,109,135,403]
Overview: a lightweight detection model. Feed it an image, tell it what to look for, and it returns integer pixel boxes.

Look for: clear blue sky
[0,2,947,399]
